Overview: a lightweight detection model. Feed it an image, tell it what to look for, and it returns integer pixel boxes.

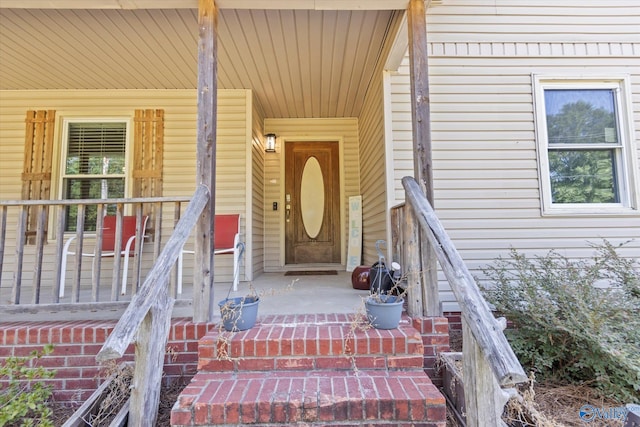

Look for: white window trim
[532,74,639,216]
[58,117,133,202]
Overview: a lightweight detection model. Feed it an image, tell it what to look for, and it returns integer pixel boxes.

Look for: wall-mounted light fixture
[265,133,277,153]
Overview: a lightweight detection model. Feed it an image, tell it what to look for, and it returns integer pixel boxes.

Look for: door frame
[279,136,346,267]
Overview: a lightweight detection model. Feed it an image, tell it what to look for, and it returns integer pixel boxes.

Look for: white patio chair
[177,213,242,294]
[59,215,149,297]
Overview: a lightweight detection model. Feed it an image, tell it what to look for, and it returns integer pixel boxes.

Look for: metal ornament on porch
[369,239,402,295]
[217,242,259,331]
[365,240,404,329]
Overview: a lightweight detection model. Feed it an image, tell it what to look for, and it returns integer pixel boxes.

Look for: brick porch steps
[171,314,446,426]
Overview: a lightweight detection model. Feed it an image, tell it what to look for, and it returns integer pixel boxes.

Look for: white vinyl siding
[388,61,415,206]
[425,1,640,43]
[0,88,252,287]
[251,92,266,278]
[357,11,405,266]
[386,1,640,309]
[359,62,389,265]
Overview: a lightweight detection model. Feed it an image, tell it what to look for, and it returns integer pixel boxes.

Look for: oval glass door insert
[300,156,325,239]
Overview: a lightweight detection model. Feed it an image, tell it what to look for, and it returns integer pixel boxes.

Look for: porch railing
[96,184,209,426]
[0,194,191,309]
[393,176,528,427]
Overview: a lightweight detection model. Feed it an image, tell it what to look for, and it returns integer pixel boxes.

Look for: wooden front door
[285,141,341,264]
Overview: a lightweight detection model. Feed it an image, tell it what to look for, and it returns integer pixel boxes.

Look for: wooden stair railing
[399,176,528,427]
[96,184,209,427]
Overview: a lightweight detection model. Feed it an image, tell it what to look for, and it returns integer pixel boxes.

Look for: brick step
[170,370,446,426]
[197,313,425,373]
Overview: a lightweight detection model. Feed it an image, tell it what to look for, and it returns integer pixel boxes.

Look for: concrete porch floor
[2,270,371,322]
[220,270,370,316]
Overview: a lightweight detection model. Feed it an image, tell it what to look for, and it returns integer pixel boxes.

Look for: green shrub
[480,240,640,403]
[0,344,56,427]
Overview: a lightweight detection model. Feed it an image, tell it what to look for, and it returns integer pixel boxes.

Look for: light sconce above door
[265,133,276,153]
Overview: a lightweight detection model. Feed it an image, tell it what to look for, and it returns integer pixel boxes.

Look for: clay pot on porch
[364,295,404,329]
[218,296,260,331]
[351,265,371,290]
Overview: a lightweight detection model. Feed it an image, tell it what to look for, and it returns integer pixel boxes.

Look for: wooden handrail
[0,195,192,206]
[402,176,526,386]
[95,184,209,427]
[96,185,209,360]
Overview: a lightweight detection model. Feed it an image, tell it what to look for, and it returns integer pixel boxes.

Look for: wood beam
[194,0,218,322]
[407,0,439,316]
[128,287,174,427]
[407,0,433,201]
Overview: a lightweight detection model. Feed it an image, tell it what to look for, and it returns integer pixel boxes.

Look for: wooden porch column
[194,0,218,322]
[408,0,440,316]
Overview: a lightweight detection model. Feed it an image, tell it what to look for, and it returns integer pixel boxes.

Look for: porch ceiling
[0,6,402,118]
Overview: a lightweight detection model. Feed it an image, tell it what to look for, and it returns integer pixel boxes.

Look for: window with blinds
[62,120,129,231]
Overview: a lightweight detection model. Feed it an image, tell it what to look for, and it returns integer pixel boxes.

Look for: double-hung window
[61,119,130,231]
[534,76,638,214]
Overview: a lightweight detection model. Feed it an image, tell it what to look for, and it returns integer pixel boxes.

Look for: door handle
[285,194,291,222]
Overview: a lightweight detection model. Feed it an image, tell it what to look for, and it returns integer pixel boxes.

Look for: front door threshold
[281,263,344,271]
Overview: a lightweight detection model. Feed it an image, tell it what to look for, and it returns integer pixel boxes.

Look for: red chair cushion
[102,216,142,252]
[214,214,239,250]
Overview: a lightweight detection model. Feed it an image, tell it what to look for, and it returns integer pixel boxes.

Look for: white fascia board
[1,0,409,9]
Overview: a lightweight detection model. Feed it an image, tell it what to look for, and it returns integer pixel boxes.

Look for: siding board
[251,91,266,278]
[0,88,252,289]
[387,1,640,308]
[426,2,640,42]
[357,11,405,265]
